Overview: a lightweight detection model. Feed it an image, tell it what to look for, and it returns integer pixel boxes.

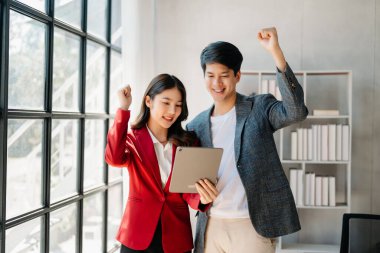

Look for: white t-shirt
[209,107,249,218]
[147,126,172,188]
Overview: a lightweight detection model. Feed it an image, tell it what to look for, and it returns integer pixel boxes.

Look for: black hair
[200,41,243,76]
[132,74,196,146]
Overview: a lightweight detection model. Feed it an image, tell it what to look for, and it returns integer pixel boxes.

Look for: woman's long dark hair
[132,74,197,147]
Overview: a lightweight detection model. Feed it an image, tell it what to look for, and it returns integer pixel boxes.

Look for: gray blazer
[187,64,308,253]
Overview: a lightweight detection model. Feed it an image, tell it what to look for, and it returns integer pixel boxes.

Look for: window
[0,0,123,252]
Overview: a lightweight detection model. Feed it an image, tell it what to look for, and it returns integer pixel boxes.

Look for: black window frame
[0,0,123,252]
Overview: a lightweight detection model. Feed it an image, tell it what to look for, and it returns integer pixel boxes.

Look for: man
[187,27,308,253]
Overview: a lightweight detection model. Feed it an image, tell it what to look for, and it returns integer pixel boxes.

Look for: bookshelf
[240,70,352,253]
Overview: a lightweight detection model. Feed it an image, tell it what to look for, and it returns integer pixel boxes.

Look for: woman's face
[145,87,183,129]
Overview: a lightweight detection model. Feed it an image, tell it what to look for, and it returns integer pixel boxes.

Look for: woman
[105,74,218,253]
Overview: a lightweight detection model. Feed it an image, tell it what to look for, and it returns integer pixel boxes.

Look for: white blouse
[147,127,173,188]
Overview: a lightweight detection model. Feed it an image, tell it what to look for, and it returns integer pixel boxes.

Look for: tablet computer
[169,146,223,193]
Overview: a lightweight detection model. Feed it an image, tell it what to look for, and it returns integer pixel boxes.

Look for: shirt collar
[146,125,160,144]
[146,125,172,151]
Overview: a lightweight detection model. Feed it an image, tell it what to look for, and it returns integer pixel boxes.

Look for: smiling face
[204,63,240,105]
[145,87,183,130]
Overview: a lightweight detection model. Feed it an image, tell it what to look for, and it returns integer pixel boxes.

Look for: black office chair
[340,213,380,253]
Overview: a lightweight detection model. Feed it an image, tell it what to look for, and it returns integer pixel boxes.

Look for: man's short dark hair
[200,41,243,76]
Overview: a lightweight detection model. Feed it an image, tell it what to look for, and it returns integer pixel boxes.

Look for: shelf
[296,204,348,210]
[305,70,351,75]
[281,160,350,164]
[280,243,340,252]
[307,115,350,119]
[241,70,351,75]
[241,69,352,253]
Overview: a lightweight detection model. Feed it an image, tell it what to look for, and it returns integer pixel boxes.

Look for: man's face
[204,63,240,103]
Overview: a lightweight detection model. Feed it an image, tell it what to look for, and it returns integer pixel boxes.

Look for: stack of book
[289,168,336,207]
[290,124,350,161]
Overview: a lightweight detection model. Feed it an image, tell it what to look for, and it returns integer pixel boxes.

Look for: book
[328,124,336,161]
[310,173,315,206]
[322,176,329,206]
[313,109,340,116]
[329,176,336,207]
[289,169,298,204]
[315,176,322,206]
[312,125,318,161]
[305,173,311,206]
[308,128,313,160]
[317,125,321,161]
[303,128,308,160]
[297,169,303,206]
[321,125,329,161]
[297,128,303,160]
[336,124,342,160]
[342,125,350,161]
[291,132,297,160]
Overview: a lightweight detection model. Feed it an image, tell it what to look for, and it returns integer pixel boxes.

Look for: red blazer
[105,109,207,253]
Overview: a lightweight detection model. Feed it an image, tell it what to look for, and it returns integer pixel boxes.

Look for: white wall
[122,0,380,240]
[121,0,157,205]
[122,0,156,115]
[374,0,380,212]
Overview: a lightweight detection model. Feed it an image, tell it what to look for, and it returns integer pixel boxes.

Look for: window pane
[50,203,78,253]
[17,0,45,13]
[108,166,122,182]
[7,119,43,219]
[51,120,79,202]
[109,51,122,114]
[9,11,46,110]
[83,193,104,253]
[55,0,82,28]
[53,28,81,112]
[6,217,42,253]
[84,120,105,189]
[86,41,106,113]
[87,0,107,40]
[111,0,121,47]
[107,120,122,181]
[107,184,123,251]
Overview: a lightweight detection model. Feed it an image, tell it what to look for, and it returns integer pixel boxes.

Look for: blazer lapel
[134,127,163,190]
[234,93,252,162]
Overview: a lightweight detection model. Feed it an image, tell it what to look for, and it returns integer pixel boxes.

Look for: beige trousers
[204,217,276,253]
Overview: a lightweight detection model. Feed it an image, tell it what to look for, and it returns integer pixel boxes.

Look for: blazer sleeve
[105,109,131,167]
[262,62,309,131]
[182,193,210,212]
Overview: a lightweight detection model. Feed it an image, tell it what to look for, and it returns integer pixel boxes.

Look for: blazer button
[160,197,165,202]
